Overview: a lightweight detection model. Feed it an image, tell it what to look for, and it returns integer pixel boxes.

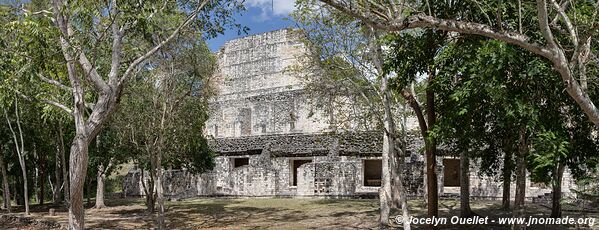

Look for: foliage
[114,39,216,173]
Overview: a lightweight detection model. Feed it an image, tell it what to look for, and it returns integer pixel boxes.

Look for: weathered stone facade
[123,29,573,200]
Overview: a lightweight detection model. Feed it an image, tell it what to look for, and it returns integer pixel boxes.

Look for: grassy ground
[1,197,597,229]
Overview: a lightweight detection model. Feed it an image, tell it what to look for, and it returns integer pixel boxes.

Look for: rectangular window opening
[363,159,382,187]
[232,157,249,168]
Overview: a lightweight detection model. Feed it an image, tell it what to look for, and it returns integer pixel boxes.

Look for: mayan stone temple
[123,29,574,199]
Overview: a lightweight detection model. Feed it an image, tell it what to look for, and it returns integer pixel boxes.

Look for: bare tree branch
[37,73,72,91]
[549,0,577,45]
[536,0,559,49]
[108,0,124,85]
[320,0,554,59]
[40,98,74,115]
[9,88,74,115]
[78,52,110,93]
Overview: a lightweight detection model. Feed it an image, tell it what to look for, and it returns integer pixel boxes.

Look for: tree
[3,98,30,215]
[384,29,448,220]
[113,39,216,229]
[2,0,244,228]
[319,0,599,129]
[432,37,599,227]
[0,146,10,212]
[291,1,411,228]
[433,39,544,229]
[88,125,124,209]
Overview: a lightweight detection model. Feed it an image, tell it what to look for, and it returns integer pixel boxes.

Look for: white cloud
[244,0,296,20]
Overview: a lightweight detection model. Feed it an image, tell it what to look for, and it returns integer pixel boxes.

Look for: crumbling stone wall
[123,132,426,198]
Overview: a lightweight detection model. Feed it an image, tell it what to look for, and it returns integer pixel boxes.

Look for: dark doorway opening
[443,158,460,187]
[291,159,312,186]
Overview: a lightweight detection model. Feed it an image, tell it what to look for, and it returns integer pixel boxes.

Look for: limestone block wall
[122,132,573,199]
[196,171,217,196]
[122,169,143,197]
[439,158,574,199]
[122,155,572,199]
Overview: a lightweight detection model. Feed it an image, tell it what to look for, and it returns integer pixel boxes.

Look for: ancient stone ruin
[123,29,574,200]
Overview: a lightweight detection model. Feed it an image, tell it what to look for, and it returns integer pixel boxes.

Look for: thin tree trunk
[39,165,45,205]
[19,157,29,215]
[156,132,166,229]
[4,100,29,215]
[53,138,62,205]
[401,85,429,210]
[512,127,527,230]
[460,151,473,217]
[95,169,106,209]
[425,73,438,219]
[58,121,69,207]
[38,148,46,205]
[393,128,411,229]
[377,71,395,227]
[0,155,11,212]
[15,175,23,206]
[361,28,394,227]
[144,163,157,213]
[86,178,92,206]
[502,152,512,210]
[550,163,565,218]
[423,155,428,206]
[156,165,165,229]
[95,159,113,209]
[35,159,39,204]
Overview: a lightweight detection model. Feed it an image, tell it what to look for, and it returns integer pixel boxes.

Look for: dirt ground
[1,198,597,229]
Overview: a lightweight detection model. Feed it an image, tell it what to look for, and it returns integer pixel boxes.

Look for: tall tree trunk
[4,101,29,215]
[0,155,11,212]
[68,136,90,230]
[39,167,45,205]
[401,84,428,215]
[550,163,565,218]
[379,130,392,226]
[460,151,473,217]
[502,152,513,210]
[392,121,411,229]
[377,69,396,227]
[19,160,29,215]
[365,27,393,227]
[425,73,438,218]
[60,123,69,207]
[390,103,411,229]
[95,170,106,209]
[156,133,166,229]
[53,138,62,205]
[423,155,428,206]
[95,159,113,209]
[156,165,165,229]
[35,161,39,204]
[15,176,23,206]
[38,149,46,205]
[143,165,156,213]
[86,177,92,206]
[512,127,527,230]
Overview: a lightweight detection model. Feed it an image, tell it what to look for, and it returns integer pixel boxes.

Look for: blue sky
[206,0,297,51]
